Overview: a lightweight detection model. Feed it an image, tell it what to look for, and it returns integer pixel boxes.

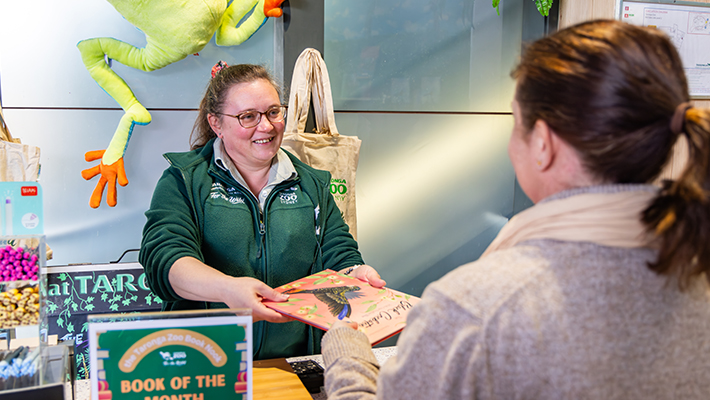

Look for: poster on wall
[620,0,710,98]
[45,263,163,379]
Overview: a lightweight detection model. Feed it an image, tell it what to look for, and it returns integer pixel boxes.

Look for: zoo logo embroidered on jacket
[279,187,299,205]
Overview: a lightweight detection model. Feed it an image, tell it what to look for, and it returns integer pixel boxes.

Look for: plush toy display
[78,0,284,208]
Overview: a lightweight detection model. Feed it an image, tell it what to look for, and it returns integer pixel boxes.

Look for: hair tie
[670,102,692,135]
[211,60,229,79]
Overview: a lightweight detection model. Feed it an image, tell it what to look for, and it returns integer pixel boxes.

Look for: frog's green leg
[78,37,170,207]
[216,0,269,46]
[77,37,160,164]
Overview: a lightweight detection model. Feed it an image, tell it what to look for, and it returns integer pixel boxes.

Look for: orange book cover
[263,269,420,345]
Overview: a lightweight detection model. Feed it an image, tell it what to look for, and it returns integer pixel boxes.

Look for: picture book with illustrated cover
[263,269,420,345]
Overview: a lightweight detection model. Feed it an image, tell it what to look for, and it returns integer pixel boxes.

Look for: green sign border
[88,313,252,400]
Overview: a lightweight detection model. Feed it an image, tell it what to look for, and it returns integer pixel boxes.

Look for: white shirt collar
[213,138,297,210]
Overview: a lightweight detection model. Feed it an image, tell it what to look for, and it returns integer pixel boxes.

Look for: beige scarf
[481,188,658,258]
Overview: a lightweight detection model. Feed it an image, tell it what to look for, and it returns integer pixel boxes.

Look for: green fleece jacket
[139,139,364,360]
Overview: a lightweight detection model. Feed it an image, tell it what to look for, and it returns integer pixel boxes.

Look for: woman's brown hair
[190,64,282,149]
[513,19,710,287]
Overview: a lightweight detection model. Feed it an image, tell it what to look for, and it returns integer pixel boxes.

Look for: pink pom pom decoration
[0,246,39,282]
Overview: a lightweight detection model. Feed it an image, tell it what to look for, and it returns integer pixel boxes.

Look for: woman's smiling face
[210,78,285,170]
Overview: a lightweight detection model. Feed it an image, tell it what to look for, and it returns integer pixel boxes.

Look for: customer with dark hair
[321,20,710,399]
[140,62,384,360]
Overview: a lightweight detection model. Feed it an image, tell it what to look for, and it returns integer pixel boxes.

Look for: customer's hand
[350,264,386,288]
[222,277,294,323]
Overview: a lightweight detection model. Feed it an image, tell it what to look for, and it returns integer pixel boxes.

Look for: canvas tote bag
[282,48,362,239]
[0,104,40,182]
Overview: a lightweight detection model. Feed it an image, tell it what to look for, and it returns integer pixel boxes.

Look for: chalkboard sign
[45,263,162,379]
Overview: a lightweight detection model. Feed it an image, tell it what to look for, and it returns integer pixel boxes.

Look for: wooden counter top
[253,358,313,400]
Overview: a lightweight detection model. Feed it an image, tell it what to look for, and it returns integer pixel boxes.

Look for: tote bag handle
[0,104,20,144]
[285,48,339,137]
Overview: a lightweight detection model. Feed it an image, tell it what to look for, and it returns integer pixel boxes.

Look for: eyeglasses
[216,105,287,128]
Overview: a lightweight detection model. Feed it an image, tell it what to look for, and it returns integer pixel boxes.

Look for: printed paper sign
[89,313,252,400]
[0,182,43,235]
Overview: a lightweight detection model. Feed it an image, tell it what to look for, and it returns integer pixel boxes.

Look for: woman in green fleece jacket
[139,63,384,360]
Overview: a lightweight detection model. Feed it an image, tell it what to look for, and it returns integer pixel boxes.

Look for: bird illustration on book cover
[283,285,365,320]
[264,269,421,345]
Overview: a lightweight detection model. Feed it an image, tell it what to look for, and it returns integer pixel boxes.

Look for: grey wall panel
[325,0,523,113]
[2,108,194,266]
[334,112,514,290]
[323,0,535,293]
[0,1,277,109]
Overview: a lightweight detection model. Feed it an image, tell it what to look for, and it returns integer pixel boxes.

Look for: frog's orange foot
[264,0,285,18]
[81,151,128,208]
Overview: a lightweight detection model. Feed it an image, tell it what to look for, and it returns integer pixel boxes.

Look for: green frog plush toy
[78,0,284,208]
